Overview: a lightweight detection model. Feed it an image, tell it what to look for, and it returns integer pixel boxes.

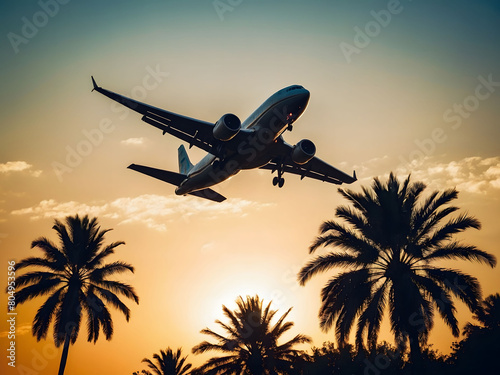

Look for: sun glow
[191,267,292,329]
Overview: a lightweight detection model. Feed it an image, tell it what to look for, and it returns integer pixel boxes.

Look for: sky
[1,0,500,373]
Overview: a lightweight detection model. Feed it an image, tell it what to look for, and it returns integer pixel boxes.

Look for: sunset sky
[1,1,500,374]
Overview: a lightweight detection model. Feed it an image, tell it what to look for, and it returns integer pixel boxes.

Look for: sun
[189,265,294,329]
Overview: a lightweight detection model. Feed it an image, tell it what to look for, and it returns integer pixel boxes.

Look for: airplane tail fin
[128,164,226,203]
[178,145,194,175]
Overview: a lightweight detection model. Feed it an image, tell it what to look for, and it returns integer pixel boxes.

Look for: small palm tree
[141,347,192,375]
[449,294,500,373]
[14,215,139,375]
[298,173,496,366]
[465,293,500,333]
[192,295,311,375]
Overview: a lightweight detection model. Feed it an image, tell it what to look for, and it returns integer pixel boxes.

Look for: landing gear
[272,176,285,187]
[272,163,285,188]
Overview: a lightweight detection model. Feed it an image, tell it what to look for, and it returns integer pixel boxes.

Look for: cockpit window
[286,85,302,92]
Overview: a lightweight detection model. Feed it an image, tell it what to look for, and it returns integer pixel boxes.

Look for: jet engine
[291,139,316,164]
[213,114,241,141]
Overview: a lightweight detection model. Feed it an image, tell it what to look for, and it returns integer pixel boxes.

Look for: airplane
[91,77,357,202]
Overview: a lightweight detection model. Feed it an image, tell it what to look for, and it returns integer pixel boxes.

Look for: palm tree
[464,293,500,332]
[192,295,311,374]
[298,173,496,367]
[449,293,500,373]
[141,347,192,375]
[14,214,139,375]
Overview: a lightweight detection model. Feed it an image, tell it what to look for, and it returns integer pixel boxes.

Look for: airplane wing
[260,139,357,185]
[91,77,219,155]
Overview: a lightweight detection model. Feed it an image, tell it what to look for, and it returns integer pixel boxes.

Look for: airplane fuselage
[175,85,310,195]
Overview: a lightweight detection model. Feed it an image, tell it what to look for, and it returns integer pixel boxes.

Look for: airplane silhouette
[92,77,356,202]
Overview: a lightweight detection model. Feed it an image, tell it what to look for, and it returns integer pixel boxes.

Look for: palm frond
[412,273,459,336]
[192,340,237,354]
[335,205,367,231]
[422,213,481,249]
[212,320,238,339]
[32,288,63,341]
[15,278,63,305]
[269,307,293,338]
[91,279,139,304]
[319,269,370,333]
[14,271,62,288]
[334,274,373,345]
[86,241,124,270]
[424,267,482,312]
[356,280,389,351]
[424,242,496,267]
[30,237,66,265]
[142,358,161,375]
[298,252,366,285]
[15,257,62,272]
[93,286,131,321]
[89,261,135,281]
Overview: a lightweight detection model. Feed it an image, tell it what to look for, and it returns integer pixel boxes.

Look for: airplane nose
[302,89,310,104]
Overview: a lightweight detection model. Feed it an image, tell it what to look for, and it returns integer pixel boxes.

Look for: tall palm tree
[298,173,496,366]
[141,347,192,375]
[192,295,311,375]
[14,214,139,375]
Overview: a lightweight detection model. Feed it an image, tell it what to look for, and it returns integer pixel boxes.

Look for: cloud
[11,195,273,231]
[0,161,42,177]
[12,200,108,221]
[396,156,500,194]
[0,324,31,338]
[121,137,145,146]
[352,155,390,183]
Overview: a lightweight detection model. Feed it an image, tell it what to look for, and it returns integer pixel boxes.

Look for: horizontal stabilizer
[128,164,226,202]
[187,188,226,202]
[128,164,186,186]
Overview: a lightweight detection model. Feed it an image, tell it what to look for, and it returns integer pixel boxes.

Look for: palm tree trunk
[408,335,422,374]
[58,334,71,375]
